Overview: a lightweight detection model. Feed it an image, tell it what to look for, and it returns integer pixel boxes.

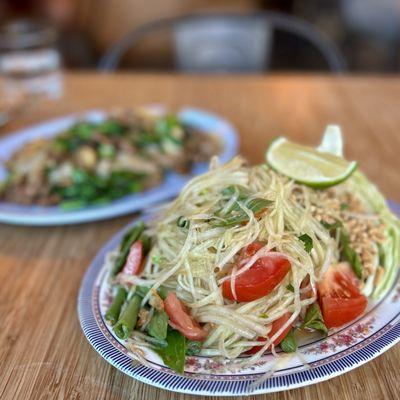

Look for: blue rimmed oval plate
[78,202,400,396]
[0,107,238,226]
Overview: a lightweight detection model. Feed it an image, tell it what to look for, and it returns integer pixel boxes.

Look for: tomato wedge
[318,263,367,328]
[246,312,292,354]
[242,241,264,257]
[122,241,143,275]
[164,292,207,341]
[222,243,291,302]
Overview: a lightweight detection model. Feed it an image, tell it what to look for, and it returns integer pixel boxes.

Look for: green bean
[112,223,145,276]
[119,222,146,252]
[135,285,151,298]
[113,295,141,339]
[139,234,151,254]
[157,286,169,300]
[105,286,127,325]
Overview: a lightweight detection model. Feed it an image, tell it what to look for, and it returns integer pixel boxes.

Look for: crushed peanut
[295,187,387,280]
[149,289,164,311]
[342,214,385,277]
[137,309,150,327]
[309,189,342,224]
[374,266,385,285]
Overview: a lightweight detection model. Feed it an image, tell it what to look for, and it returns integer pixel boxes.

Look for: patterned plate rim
[77,201,400,396]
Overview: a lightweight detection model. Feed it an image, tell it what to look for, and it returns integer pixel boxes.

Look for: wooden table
[1,73,399,400]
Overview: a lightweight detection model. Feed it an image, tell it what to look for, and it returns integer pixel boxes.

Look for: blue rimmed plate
[0,107,238,226]
[77,202,400,396]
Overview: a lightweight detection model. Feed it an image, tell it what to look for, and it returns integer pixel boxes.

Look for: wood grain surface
[0,73,399,400]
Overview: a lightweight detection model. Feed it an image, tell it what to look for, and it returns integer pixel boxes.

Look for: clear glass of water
[0,19,63,100]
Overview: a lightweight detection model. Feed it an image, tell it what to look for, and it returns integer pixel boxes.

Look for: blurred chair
[99,13,346,73]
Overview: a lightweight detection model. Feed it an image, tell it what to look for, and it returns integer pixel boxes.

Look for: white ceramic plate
[78,202,400,396]
[0,108,238,225]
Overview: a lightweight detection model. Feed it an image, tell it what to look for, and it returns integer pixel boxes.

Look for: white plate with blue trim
[0,107,238,226]
[78,202,400,396]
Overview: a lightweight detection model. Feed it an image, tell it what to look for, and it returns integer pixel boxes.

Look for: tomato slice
[242,241,264,257]
[164,292,207,341]
[122,241,143,275]
[222,244,291,302]
[318,263,367,328]
[246,312,292,354]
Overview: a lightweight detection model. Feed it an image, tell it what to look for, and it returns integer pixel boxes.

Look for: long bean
[113,295,141,339]
[105,286,127,325]
[120,222,145,251]
[112,223,145,276]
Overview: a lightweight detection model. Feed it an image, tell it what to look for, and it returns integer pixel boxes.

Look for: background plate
[78,201,400,396]
[0,107,238,225]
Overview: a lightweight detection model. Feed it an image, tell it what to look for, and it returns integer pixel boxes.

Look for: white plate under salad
[78,203,400,396]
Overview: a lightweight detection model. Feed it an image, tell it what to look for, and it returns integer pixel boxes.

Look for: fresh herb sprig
[301,303,328,336]
[280,329,298,353]
[298,233,313,253]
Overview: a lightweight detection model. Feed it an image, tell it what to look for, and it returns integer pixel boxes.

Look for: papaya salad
[103,127,400,374]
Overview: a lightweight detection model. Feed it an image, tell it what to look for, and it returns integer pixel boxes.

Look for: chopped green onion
[177,216,190,229]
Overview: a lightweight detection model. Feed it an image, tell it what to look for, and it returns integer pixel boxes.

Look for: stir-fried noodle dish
[0,108,220,208]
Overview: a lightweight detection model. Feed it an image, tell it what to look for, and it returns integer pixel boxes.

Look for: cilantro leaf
[280,329,298,353]
[186,340,202,356]
[147,310,169,341]
[298,233,313,253]
[301,303,328,336]
[286,284,295,293]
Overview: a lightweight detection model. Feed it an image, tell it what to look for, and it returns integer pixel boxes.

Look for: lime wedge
[317,125,343,157]
[266,136,357,188]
